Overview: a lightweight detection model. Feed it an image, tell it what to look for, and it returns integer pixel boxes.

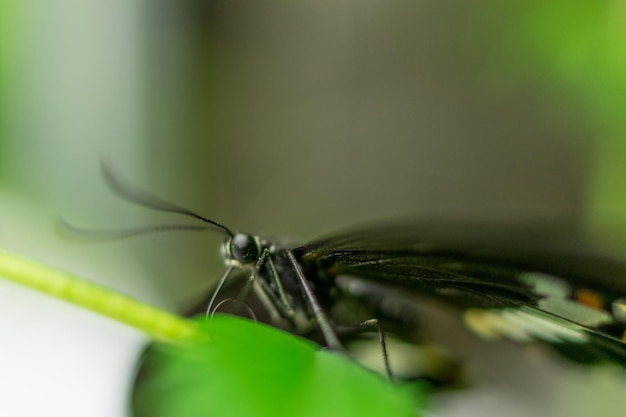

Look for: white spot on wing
[520,272,570,297]
[612,298,626,323]
[464,307,589,345]
[537,298,612,328]
[464,309,532,343]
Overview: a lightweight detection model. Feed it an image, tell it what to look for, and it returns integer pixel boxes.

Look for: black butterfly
[94,164,626,372]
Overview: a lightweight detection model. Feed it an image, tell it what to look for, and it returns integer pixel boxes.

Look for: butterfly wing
[297,223,626,366]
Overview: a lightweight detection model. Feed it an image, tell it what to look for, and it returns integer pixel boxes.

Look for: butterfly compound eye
[230,233,260,264]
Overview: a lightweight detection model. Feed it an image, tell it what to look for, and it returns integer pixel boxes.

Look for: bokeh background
[1,1,626,416]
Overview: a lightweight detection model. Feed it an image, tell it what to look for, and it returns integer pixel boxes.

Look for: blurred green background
[1,1,626,417]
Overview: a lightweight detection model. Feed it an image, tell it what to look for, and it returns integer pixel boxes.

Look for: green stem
[0,249,208,344]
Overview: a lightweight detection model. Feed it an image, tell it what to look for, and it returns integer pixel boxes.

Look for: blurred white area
[1,1,153,417]
[0,277,146,417]
[0,1,624,417]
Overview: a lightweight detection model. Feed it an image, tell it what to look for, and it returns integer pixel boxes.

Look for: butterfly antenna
[58,218,220,241]
[100,159,234,237]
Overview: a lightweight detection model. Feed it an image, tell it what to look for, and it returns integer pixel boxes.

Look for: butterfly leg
[207,249,286,322]
[285,250,344,351]
[359,319,394,380]
[252,250,302,326]
[205,265,235,316]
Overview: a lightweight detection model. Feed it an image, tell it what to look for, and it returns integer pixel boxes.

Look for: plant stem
[0,250,208,344]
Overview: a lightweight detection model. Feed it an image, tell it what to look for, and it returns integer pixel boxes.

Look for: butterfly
[96,164,626,374]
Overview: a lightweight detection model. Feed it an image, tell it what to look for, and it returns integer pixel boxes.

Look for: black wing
[296,222,626,366]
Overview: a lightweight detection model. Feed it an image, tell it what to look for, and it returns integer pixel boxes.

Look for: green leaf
[133,315,426,417]
[0,250,426,416]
